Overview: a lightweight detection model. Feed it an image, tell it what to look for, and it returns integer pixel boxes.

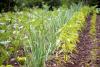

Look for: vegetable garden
[0,1,100,67]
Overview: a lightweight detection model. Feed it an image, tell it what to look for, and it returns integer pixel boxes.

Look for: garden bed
[46,15,100,67]
[0,6,100,67]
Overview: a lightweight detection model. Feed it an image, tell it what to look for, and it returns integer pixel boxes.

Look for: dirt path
[95,15,100,66]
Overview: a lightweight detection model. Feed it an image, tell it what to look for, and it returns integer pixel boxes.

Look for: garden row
[46,6,97,67]
[0,4,96,67]
[63,8,98,67]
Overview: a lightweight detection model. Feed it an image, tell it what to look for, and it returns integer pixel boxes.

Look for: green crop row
[90,9,96,36]
[58,6,91,61]
[89,8,97,67]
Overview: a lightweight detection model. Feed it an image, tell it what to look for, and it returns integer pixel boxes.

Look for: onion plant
[23,3,83,67]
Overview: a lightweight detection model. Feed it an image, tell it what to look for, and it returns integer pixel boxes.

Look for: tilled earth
[46,15,100,67]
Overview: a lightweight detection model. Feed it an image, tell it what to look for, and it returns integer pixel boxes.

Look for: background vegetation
[0,0,100,12]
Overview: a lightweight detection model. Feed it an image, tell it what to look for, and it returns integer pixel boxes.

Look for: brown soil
[95,15,100,66]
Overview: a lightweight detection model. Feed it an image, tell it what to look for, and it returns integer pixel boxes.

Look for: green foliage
[1,0,99,12]
[58,6,91,61]
[89,7,97,66]
[90,9,96,36]
[96,8,100,14]
[0,3,94,67]
[62,0,83,7]
[0,4,80,66]
[0,12,26,65]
